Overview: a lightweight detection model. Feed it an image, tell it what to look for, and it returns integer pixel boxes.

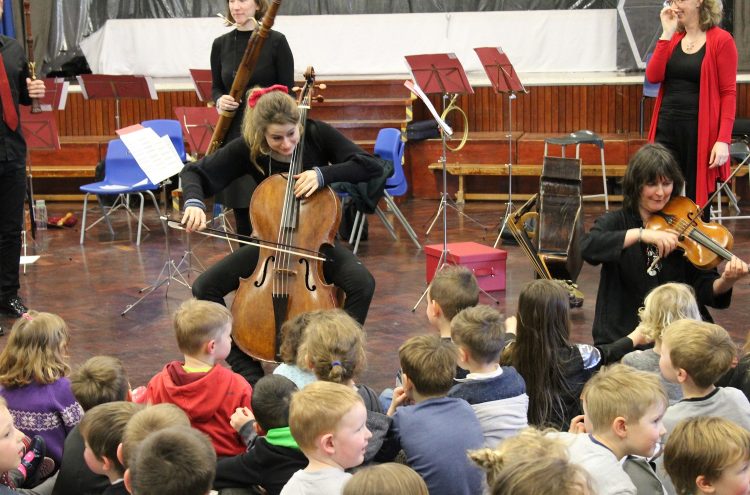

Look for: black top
[581,208,730,345]
[213,437,307,494]
[51,425,110,495]
[181,120,383,209]
[661,43,705,120]
[210,29,294,142]
[0,35,32,162]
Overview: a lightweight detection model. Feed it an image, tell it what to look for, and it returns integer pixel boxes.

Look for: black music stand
[405,54,498,310]
[77,74,157,130]
[189,69,214,103]
[473,47,528,248]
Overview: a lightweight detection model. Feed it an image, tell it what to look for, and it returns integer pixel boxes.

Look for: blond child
[622,283,702,404]
[658,320,750,493]
[343,463,428,495]
[659,320,750,432]
[126,426,216,495]
[0,397,27,495]
[282,381,371,495]
[299,309,388,462]
[144,298,252,456]
[664,416,750,495]
[79,401,143,495]
[381,334,484,495]
[559,364,668,495]
[52,356,132,495]
[118,403,191,472]
[470,427,568,486]
[273,312,316,389]
[0,312,83,466]
[448,304,528,447]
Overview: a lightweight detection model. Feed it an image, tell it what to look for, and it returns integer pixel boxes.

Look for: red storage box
[425,242,507,292]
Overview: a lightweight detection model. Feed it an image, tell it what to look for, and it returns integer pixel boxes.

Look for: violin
[230,68,341,362]
[645,196,737,270]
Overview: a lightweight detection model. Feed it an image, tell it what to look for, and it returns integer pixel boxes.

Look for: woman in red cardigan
[646,0,737,207]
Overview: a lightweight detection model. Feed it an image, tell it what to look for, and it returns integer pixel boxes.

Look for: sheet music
[118,127,184,184]
[403,80,453,136]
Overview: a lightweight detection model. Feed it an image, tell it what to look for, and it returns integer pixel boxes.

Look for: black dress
[210,28,294,214]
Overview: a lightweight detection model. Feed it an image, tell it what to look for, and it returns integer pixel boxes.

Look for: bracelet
[638,227,643,243]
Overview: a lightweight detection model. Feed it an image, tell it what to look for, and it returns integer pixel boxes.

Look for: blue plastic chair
[639,53,662,137]
[372,128,421,249]
[79,139,162,245]
[141,119,187,161]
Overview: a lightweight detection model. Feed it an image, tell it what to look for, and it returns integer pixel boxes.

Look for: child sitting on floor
[282,381,372,495]
[664,416,750,495]
[126,426,216,495]
[0,312,83,467]
[53,355,132,495]
[144,298,252,456]
[273,313,316,389]
[214,375,307,495]
[79,401,143,495]
[622,283,702,404]
[380,334,484,495]
[343,463,428,495]
[447,304,528,447]
[300,309,388,462]
[657,319,750,492]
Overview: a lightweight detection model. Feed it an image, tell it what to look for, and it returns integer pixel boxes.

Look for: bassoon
[206,0,282,154]
[22,0,41,113]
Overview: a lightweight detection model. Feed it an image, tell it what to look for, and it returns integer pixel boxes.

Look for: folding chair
[79,139,162,245]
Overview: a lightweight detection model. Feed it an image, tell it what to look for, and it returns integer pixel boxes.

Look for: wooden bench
[427,163,628,203]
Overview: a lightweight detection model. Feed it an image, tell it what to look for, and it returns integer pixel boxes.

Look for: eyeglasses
[663,0,689,6]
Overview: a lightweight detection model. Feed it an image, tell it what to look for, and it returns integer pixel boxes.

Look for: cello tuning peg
[316,83,327,90]
[291,86,302,93]
[315,95,325,103]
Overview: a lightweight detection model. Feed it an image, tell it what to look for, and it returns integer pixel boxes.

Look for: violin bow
[166,219,330,262]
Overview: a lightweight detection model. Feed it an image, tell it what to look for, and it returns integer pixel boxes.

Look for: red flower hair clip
[247,85,289,108]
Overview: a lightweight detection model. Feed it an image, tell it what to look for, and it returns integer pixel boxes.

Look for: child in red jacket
[145,299,252,456]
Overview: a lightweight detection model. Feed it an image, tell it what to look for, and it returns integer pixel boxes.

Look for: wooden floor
[4,198,750,393]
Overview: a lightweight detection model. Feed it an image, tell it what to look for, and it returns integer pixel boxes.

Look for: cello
[231,69,342,362]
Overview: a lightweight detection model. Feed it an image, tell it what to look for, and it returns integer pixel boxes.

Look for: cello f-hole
[253,256,275,288]
[299,258,317,291]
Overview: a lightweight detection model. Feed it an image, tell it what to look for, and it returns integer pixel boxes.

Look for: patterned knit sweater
[0,378,84,465]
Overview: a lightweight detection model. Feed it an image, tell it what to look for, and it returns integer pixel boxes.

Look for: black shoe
[0,296,28,318]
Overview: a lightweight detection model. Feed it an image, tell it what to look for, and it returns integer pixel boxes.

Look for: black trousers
[655,114,699,201]
[0,161,26,299]
[192,241,375,384]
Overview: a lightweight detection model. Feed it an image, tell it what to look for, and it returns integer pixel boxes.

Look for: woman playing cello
[581,143,748,346]
[180,86,380,384]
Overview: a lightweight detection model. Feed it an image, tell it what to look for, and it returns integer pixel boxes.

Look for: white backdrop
[80,10,618,81]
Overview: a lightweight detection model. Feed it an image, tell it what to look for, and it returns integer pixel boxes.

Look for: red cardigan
[646,27,737,206]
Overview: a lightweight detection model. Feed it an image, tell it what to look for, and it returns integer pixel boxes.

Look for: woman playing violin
[180,86,381,384]
[581,143,748,346]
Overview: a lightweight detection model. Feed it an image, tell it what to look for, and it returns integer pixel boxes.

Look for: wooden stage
[3,198,750,393]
